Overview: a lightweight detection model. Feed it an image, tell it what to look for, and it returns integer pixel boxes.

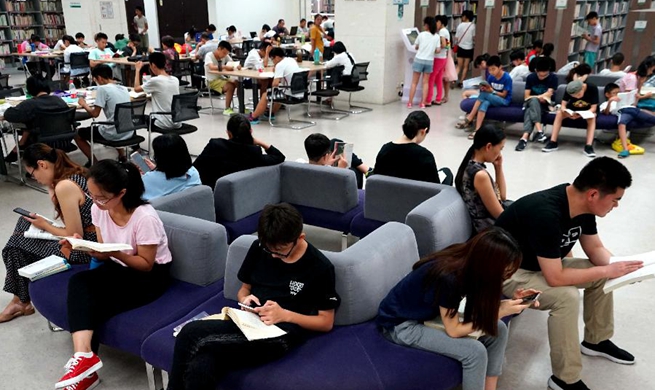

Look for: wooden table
[13,52,64,79]
[208,61,328,114]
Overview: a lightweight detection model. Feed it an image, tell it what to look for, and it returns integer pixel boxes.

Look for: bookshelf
[0,0,66,68]
[496,0,546,65]
[435,0,478,42]
[567,0,630,72]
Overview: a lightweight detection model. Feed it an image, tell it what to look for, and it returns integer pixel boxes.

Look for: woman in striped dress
[1,144,96,323]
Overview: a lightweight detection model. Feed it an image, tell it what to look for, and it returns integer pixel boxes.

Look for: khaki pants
[503,258,613,383]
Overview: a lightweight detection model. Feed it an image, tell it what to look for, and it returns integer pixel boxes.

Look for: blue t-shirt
[376,261,463,330]
[142,166,202,201]
[525,73,558,96]
[487,71,513,104]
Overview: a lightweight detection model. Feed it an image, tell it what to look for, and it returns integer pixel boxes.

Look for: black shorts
[77,127,108,142]
[457,48,474,60]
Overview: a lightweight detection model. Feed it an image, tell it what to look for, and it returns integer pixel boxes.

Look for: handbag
[453,23,472,54]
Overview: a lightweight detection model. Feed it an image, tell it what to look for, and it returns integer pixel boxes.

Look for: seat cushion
[217,211,261,243]
[338,86,365,92]
[349,211,385,239]
[292,189,365,233]
[95,135,146,148]
[152,123,198,135]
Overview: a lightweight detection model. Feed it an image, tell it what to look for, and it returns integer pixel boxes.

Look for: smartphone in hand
[521,293,541,306]
[130,152,152,173]
[13,207,33,218]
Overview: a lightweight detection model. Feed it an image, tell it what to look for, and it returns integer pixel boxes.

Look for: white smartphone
[130,152,151,173]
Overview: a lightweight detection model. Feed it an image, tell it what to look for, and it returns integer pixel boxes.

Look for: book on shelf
[205,307,287,341]
[423,298,483,339]
[18,254,70,281]
[604,251,655,293]
[62,237,132,253]
[172,311,210,337]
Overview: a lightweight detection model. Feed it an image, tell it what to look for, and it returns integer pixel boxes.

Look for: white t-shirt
[204,52,233,82]
[414,31,440,61]
[63,44,88,76]
[142,75,182,130]
[599,100,619,116]
[435,27,450,59]
[325,52,356,76]
[274,57,303,98]
[263,30,277,39]
[509,64,530,81]
[599,69,627,78]
[244,49,263,70]
[456,22,475,50]
[53,39,65,51]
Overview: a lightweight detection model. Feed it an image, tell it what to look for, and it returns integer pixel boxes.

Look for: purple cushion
[349,212,385,238]
[142,296,463,390]
[293,190,365,233]
[30,264,224,357]
[218,211,261,243]
[459,99,524,122]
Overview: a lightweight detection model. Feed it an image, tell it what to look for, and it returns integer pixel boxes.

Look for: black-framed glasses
[28,166,36,177]
[261,240,297,258]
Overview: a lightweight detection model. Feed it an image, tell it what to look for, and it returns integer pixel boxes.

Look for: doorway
[124,0,146,36]
[157,0,209,39]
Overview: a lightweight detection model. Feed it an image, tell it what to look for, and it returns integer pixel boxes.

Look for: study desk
[93,56,196,86]
[208,61,328,114]
[13,52,63,79]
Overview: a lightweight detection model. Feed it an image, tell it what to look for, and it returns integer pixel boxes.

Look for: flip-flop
[442,97,449,104]
[455,119,472,129]
[0,304,35,323]
[468,131,477,140]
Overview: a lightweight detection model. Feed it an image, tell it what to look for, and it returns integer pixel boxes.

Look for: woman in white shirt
[455,10,476,88]
[325,41,358,87]
[409,17,440,109]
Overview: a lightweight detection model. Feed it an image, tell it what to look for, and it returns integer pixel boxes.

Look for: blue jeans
[477,92,510,112]
[618,107,655,127]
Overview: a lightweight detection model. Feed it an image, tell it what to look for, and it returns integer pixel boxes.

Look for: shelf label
[634,21,647,31]
[555,0,567,9]
[485,0,495,8]
[70,2,81,8]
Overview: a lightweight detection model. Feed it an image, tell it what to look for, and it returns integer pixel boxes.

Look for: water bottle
[313,48,320,65]
[68,81,76,98]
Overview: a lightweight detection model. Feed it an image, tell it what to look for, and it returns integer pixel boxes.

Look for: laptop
[290,26,298,36]
[250,31,257,39]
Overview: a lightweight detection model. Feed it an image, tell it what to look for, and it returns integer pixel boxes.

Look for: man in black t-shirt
[496,158,641,390]
[516,58,558,152]
[167,204,341,390]
[543,80,600,157]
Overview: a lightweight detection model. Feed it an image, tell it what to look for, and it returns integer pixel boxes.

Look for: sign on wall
[100,1,114,19]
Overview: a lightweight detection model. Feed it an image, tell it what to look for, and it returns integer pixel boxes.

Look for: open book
[204,307,287,341]
[18,255,70,281]
[604,251,655,293]
[173,311,210,337]
[462,76,483,90]
[63,237,132,253]
[617,90,637,110]
[525,95,553,105]
[423,298,484,339]
[333,142,354,167]
[550,108,595,119]
[24,218,64,241]
[571,24,590,37]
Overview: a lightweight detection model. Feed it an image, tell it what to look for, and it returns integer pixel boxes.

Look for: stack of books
[18,255,71,282]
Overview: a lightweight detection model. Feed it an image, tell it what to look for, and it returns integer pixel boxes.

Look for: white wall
[143,0,160,48]
[207,0,306,38]
[62,0,129,45]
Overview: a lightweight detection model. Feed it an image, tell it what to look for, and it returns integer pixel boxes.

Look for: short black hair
[200,32,210,41]
[308,22,314,28]
[269,47,285,59]
[62,35,75,45]
[262,24,271,32]
[75,32,85,39]
[128,33,141,43]
[532,39,543,49]
[31,35,42,42]
[149,51,166,70]
[462,10,475,21]
[487,55,502,68]
[218,40,232,52]
[585,11,599,20]
[573,157,632,196]
[25,76,50,96]
[437,14,448,27]
[135,5,144,13]
[258,41,271,51]
[152,134,192,180]
[278,19,285,24]
[95,32,108,41]
[402,111,430,139]
[161,35,175,48]
[207,24,216,31]
[258,203,304,248]
[474,53,489,68]
[91,64,113,80]
[300,18,307,23]
[227,25,237,33]
[332,41,346,54]
[304,133,332,162]
[115,34,125,41]
[89,160,147,212]
[534,57,551,72]
[510,50,525,61]
[611,52,625,66]
[604,82,620,95]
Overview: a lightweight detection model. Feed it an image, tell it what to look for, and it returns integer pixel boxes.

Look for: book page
[604,263,655,294]
[610,251,655,267]
[617,91,637,110]
[576,110,595,119]
[226,308,287,341]
[463,77,483,90]
[24,224,61,241]
[65,237,132,253]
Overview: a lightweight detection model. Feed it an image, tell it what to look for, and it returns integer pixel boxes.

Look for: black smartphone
[521,293,541,305]
[13,207,33,218]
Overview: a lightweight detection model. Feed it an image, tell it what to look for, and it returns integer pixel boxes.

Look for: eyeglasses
[261,240,297,258]
[28,166,36,177]
[85,192,115,206]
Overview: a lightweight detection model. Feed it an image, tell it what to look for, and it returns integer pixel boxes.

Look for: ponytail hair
[23,143,86,219]
[455,125,506,194]
[566,63,592,83]
[88,160,147,212]
[402,111,430,139]
[226,114,254,145]
[636,56,655,77]
[542,43,554,57]
[424,16,437,35]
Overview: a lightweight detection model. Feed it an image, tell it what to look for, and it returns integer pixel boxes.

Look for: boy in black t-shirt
[516,58,558,152]
[167,204,341,390]
[543,80,599,157]
[496,157,642,390]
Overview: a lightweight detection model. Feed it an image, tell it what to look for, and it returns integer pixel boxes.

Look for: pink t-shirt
[91,204,172,267]
[619,73,638,92]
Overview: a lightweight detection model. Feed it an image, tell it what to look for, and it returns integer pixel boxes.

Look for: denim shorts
[412,58,434,74]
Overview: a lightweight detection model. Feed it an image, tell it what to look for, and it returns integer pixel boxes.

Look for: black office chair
[69,52,91,87]
[90,100,147,163]
[308,65,348,121]
[0,74,10,90]
[172,59,193,87]
[148,92,200,155]
[335,62,372,114]
[1,88,25,157]
[267,71,315,130]
[323,47,334,61]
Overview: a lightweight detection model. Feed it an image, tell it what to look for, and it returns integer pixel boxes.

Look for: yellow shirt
[310,26,324,53]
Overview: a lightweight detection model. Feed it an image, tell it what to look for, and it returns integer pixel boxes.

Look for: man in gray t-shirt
[582,12,602,69]
[75,64,132,163]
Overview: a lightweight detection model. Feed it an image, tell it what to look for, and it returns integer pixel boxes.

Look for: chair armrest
[150,111,173,116]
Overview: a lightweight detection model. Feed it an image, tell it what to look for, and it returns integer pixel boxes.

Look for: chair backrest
[150,185,215,222]
[0,74,9,89]
[70,52,90,69]
[114,100,149,134]
[49,80,64,92]
[0,87,24,99]
[511,81,525,105]
[33,107,77,143]
[364,175,443,223]
[171,92,200,122]
[172,59,193,78]
[351,62,370,83]
[326,65,345,89]
[289,70,310,95]
[323,46,334,61]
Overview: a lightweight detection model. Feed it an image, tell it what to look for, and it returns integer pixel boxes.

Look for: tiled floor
[1,70,655,389]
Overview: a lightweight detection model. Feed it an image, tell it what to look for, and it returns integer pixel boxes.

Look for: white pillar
[334,0,415,104]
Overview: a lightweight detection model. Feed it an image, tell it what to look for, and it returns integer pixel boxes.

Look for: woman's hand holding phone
[499,299,531,318]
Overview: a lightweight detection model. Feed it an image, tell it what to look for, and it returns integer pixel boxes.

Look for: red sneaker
[63,373,99,390]
[55,353,103,389]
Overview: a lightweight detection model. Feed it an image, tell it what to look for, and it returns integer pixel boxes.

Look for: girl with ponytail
[455,125,507,233]
[193,114,286,187]
[55,159,172,389]
[1,144,96,323]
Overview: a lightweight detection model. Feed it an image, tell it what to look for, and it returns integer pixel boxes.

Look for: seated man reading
[204,41,240,117]
[133,52,181,132]
[304,133,371,189]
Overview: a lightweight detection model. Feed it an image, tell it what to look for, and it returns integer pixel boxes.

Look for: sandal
[442,97,449,104]
[0,303,35,323]
[468,131,477,140]
[455,119,472,129]
[432,101,442,106]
